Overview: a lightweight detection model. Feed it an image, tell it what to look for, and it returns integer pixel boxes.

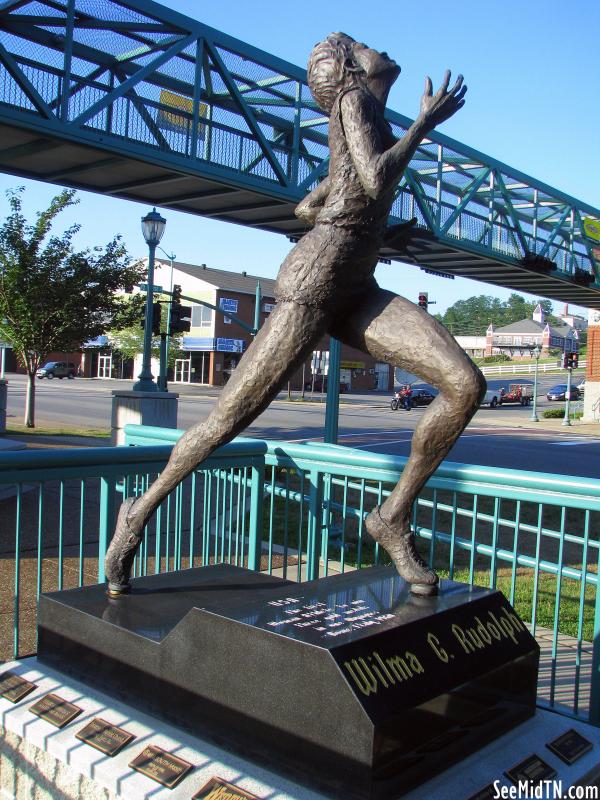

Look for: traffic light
[169,284,190,334]
[172,284,183,305]
[562,352,569,369]
[565,351,579,369]
[169,304,191,334]
[418,292,428,311]
[152,301,161,335]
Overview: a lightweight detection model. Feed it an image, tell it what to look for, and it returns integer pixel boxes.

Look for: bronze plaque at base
[466,785,498,800]
[547,728,593,765]
[76,717,135,757]
[29,693,82,728]
[129,744,193,788]
[0,672,37,704]
[505,753,557,786]
[192,776,260,799]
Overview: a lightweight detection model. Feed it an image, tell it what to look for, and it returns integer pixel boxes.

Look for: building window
[191,305,213,328]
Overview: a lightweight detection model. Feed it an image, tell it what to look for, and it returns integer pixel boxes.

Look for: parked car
[546,384,581,401]
[411,389,436,407]
[304,376,349,393]
[577,380,585,396]
[481,388,500,408]
[36,361,77,380]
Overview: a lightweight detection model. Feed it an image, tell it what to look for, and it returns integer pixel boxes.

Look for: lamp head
[141,207,167,247]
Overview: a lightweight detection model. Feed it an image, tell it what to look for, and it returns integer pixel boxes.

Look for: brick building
[156,260,393,391]
[485,304,580,358]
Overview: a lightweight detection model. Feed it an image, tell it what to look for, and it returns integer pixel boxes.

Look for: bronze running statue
[105,33,485,597]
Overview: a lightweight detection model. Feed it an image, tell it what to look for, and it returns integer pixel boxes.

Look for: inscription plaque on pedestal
[0,671,37,704]
[76,717,135,756]
[192,776,260,800]
[129,744,193,788]
[466,785,498,800]
[37,564,539,800]
[505,754,557,786]
[547,729,593,765]
[29,693,82,728]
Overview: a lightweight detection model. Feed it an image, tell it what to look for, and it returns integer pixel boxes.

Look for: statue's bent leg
[105,301,328,595]
[332,288,485,594]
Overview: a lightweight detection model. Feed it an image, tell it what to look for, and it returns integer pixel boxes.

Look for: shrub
[481,354,511,364]
[543,408,565,418]
[542,409,583,420]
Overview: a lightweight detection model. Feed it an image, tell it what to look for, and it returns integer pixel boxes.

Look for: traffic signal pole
[324,338,341,444]
[158,333,168,392]
[562,366,573,427]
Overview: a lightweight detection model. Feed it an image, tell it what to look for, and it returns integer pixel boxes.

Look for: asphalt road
[4,372,598,478]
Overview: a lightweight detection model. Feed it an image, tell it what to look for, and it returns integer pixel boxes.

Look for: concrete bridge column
[111,390,179,445]
[582,309,600,422]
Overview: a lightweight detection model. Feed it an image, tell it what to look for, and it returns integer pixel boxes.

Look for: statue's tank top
[274,86,392,307]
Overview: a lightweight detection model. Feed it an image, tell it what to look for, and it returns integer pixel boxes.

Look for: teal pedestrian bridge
[1,0,600,306]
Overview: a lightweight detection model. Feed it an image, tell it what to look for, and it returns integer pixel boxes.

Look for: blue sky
[1,0,598,315]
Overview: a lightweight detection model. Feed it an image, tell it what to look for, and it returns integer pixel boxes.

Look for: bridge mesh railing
[0,0,598,279]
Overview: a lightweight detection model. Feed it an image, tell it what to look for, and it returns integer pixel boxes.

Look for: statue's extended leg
[105,301,328,595]
[332,288,485,595]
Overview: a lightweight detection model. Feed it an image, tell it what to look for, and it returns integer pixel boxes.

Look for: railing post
[98,476,116,583]
[247,457,265,572]
[589,584,600,725]
[306,469,323,580]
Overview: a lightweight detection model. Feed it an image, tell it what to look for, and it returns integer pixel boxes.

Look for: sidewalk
[474,410,600,436]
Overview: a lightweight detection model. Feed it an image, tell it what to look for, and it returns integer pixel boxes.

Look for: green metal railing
[1,424,599,726]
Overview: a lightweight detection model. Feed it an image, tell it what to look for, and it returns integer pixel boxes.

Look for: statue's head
[308,33,400,114]
[307,33,365,114]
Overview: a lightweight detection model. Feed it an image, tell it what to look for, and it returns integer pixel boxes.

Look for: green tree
[108,298,183,370]
[0,188,145,427]
[440,293,560,334]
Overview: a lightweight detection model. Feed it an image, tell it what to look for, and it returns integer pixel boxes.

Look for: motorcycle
[390,387,413,411]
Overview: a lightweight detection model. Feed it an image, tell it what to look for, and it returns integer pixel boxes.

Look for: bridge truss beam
[0,0,599,306]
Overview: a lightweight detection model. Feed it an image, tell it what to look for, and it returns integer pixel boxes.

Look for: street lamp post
[530,344,540,422]
[134,208,166,392]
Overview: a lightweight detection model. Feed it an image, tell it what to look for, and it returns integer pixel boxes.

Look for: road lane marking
[357,438,413,448]
[286,429,412,443]
[552,440,600,447]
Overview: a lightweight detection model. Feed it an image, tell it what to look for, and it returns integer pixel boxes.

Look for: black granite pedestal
[37,565,539,799]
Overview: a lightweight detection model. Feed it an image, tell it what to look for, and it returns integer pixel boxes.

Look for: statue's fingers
[424,76,433,96]
[454,84,468,102]
[440,69,451,93]
[451,74,464,94]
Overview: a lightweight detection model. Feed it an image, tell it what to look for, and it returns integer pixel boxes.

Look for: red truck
[498,383,533,406]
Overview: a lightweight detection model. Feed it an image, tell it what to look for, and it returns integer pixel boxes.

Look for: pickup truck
[498,383,533,406]
[481,388,500,408]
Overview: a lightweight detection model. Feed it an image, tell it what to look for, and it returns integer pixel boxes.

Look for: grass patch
[5,423,110,438]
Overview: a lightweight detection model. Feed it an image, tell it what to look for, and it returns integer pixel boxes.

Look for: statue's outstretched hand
[420,71,466,130]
